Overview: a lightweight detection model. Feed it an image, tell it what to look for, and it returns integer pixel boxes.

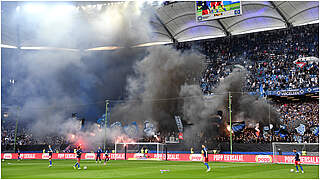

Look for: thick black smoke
[110,46,202,134]
[3,2,279,150]
[179,67,279,146]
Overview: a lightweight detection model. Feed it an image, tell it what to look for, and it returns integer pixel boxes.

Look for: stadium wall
[2,143,273,152]
[1,153,318,165]
[166,143,273,152]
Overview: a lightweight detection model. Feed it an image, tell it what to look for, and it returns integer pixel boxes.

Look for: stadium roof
[155,1,319,42]
[1,1,319,49]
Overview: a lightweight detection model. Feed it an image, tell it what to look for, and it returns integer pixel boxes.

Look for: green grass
[1,159,319,179]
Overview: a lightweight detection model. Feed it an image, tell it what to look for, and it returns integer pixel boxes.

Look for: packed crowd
[187,24,319,94]
[216,100,319,144]
[245,60,318,92]
[217,128,318,144]
[1,123,69,151]
[276,101,319,131]
[1,126,16,146]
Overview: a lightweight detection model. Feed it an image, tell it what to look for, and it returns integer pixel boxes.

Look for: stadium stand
[195,24,319,94]
[2,24,319,153]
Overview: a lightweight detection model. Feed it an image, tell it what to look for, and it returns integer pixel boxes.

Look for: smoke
[4,2,156,149]
[5,1,204,150]
[110,46,202,134]
[4,1,280,151]
[179,67,279,146]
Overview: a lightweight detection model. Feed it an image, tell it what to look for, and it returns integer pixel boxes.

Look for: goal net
[272,142,319,164]
[114,142,166,160]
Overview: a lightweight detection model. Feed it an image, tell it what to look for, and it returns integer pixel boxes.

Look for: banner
[143,121,156,136]
[123,122,139,138]
[84,153,95,160]
[296,124,306,135]
[276,155,319,165]
[265,87,318,96]
[189,154,203,161]
[1,153,319,165]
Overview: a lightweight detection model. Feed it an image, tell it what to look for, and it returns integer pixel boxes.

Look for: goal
[114,142,166,160]
[272,142,319,164]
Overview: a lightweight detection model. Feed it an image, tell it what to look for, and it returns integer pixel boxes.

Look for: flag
[110,121,122,128]
[259,84,264,97]
[294,135,303,143]
[255,123,260,137]
[295,124,306,135]
[178,132,183,140]
[174,116,183,132]
[97,117,104,125]
[132,121,139,132]
[255,131,260,137]
[295,61,306,68]
[232,123,245,132]
[97,114,110,127]
[97,114,106,126]
[110,121,123,133]
[312,126,319,136]
[263,126,269,131]
[269,124,273,130]
[280,133,287,138]
[280,125,286,129]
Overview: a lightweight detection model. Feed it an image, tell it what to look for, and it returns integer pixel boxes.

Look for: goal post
[272,142,319,164]
[115,142,166,160]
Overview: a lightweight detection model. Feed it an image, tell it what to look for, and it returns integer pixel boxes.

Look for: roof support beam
[174,25,225,37]
[154,13,177,43]
[270,1,291,28]
[217,19,231,36]
[227,16,286,30]
[287,6,319,21]
[165,13,194,25]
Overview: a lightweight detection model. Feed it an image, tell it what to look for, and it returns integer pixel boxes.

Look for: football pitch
[1,159,319,179]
